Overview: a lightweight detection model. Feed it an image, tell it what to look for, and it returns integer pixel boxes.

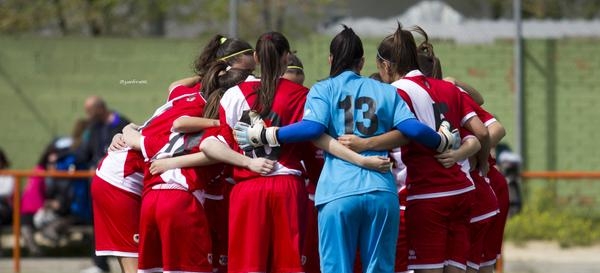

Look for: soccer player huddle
[91,23,509,273]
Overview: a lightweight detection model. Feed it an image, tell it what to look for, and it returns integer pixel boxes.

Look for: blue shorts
[318,191,399,273]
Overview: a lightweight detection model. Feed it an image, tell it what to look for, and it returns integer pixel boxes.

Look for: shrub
[504,187,600,247]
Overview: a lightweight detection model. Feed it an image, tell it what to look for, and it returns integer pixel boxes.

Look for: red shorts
[302,196,320,273]
[204,182,233,273]
[469,172,499,222]
[406,191,473,271]
[138,188,212,273]
[91,176,141,257]
[482,167,510,265]
[228,176,307,273]
[467,217,493,269]
[395,189,408,273]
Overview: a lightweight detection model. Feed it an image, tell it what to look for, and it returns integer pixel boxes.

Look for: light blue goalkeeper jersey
[303,71,415,206]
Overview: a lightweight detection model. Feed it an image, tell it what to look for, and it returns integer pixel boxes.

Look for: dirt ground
[503,241,600,273]
[0,241,599,273]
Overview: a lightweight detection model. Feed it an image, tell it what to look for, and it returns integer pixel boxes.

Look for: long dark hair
[413,26,443,79]
[329,25,364,77]
[377,22,420,78]
[201,61,252,119]
[193,34,253,77]
[253,31,290,116]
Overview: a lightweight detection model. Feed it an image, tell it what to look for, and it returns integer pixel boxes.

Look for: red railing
[1,169,599,273]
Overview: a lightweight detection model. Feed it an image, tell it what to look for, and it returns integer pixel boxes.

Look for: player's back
[393,70,474,199]
[319,71,403,140]
[305,71,405,205]
[218,76,309,182]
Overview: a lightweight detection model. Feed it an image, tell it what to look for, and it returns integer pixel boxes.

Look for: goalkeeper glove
[233,111,280,148]
[436,121,458,153]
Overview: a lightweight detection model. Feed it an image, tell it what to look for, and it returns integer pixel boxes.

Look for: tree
[0,0,344,37]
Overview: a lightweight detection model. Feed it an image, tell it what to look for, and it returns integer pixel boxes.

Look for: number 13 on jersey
[337,95,379,135]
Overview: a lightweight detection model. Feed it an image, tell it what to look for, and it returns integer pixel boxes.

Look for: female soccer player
[144,61,256,273]
[415,30,508,273]
[374,23,491,273]
[231,26,457,273]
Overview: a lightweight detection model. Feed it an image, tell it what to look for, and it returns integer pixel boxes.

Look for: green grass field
[1,35,600,214]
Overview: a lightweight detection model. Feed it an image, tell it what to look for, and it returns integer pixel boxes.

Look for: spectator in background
[42,119,93,242]
[20,142,53,256]
[20,118,92,254]
[0,148,14,255]
[77,97,129,273]
[77,96,130,167]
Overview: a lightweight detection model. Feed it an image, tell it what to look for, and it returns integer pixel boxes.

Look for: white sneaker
[80,266,109,273]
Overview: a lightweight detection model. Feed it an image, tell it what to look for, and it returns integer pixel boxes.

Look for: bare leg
[444,265,466,273]
[117,257,138,273]
[466,266,478,273]
[479,265,495,273]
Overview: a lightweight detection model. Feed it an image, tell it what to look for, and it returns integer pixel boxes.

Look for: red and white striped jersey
[204,75,310,182]
[393,70,476,200]
[95,149,145,196]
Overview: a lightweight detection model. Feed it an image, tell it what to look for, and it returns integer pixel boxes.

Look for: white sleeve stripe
[140,136,148,161]
[484,118,497,127]
[461,112,477,126]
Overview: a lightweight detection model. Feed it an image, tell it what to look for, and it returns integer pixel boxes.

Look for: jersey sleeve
[460,92,496,127]
[455,86,476,126]
[302,84,331,126]
[392,91,417,127]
